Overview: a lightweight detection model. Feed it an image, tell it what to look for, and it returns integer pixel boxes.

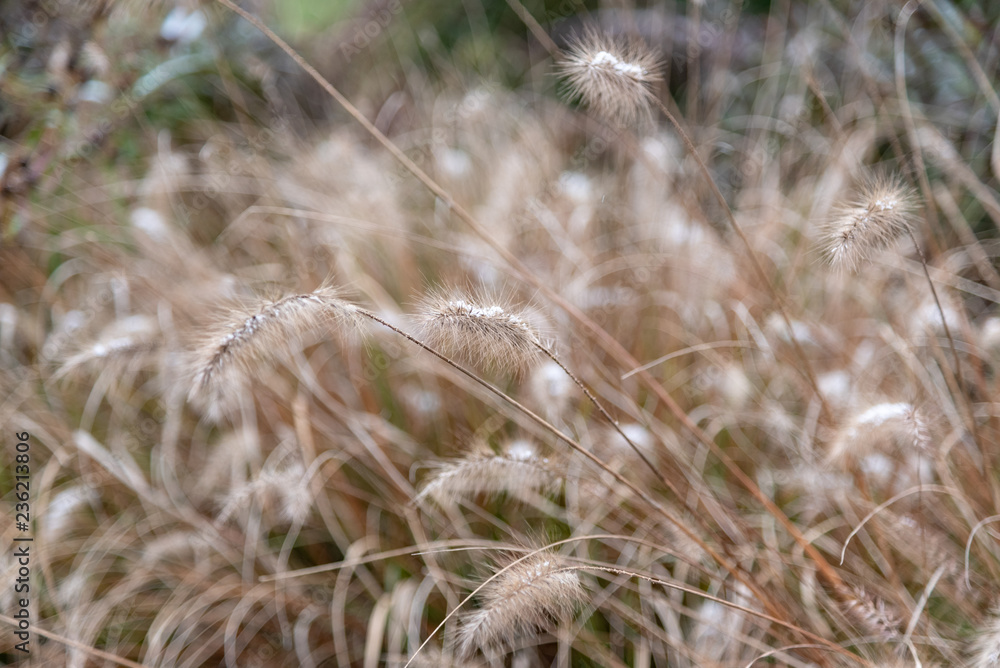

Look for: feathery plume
[824,173,916,270]
[840,587,901,642]
[55,315,160,380]
[217,460,312,526]
[458,552,584,656]
[876,512,956,574]
[41,485,99,542]
[971,609,1000,668]
[415,443,560,506]
[592,422,660,475]
[827,401,931,468]
[417,291,543,376]
[188,286,357,414]
[559,30,662,126]
[528,359,576,418]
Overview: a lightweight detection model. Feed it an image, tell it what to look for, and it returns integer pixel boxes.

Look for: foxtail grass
[187,286,358,415]
[456,552,585,656]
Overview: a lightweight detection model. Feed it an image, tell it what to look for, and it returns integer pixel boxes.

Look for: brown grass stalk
[213,0,850,614]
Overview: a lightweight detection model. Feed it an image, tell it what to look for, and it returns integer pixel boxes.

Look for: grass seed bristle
[55,316,160,380]
[828,402,931,468]
[840,588,902,642]
[416,449,560,506]
[971,610,1000,668]
[188,286,357,414]
[824,173,916,270]
[559,30,662,126]
[458,552,584,656]
[417,291,543,376]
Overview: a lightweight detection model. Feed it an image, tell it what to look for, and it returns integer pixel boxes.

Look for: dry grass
[456,551,586,657]
[186,287,358,417]
[559,29,663,126]
[824,174,918,272]
[3,0,1000,666]
[416,291,545,376]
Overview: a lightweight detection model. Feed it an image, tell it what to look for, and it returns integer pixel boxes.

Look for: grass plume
[187,286,357,414]
[415,443,560,507]
[828,401,931,469]
[558,30,662,126]
[417,291,543,376]
[457,552,585,657]
[824,173,917,271]
[55,315,160,381]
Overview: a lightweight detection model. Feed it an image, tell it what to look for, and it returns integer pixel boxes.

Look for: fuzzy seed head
[415,449,559,506]
[559,30,662,126]
[417,291,543,376]
[217,460,312,527]
[828,402,931,469]
[188,286,357,416]
[458,552,584,656]
[972,610,1000,668]
[56,316,161,380]
[841,588,901,641]
[824,174,916,270]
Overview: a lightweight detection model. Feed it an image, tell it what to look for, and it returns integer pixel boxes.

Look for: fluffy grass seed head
[415,443,560,507]
[458,552,585,657]
[188,286,357,416]
[217,446,313,527]
[827,401,931,471]
[971,608,1000,668]
[840,587,902,642]
[559,30,662,126]
[417,291,544,376]
[55,315,160,381]
[824,173,916,270]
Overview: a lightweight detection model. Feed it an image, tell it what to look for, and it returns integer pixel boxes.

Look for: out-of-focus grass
[5,1,1000,666]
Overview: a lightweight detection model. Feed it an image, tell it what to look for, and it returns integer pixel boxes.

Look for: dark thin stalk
[533,342,685,501]
[352,307,780,619]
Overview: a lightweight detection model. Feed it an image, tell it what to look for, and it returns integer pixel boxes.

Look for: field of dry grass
[3,0,1000,666]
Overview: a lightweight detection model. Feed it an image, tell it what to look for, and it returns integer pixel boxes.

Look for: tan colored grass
[415,444,560,507]
[416,290,543,376]
[558,29,662,126]
[827,401,931,469]
[187,286,358,415]
[840,588,901,642]
[457,552,585,657]
[824,173,916,271]
[14,2,1000,666]
[971,610,1000,668]
[55,315,160,380]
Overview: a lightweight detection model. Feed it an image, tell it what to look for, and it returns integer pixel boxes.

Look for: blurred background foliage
[2,0,1000,243]
[1,0,999,378]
